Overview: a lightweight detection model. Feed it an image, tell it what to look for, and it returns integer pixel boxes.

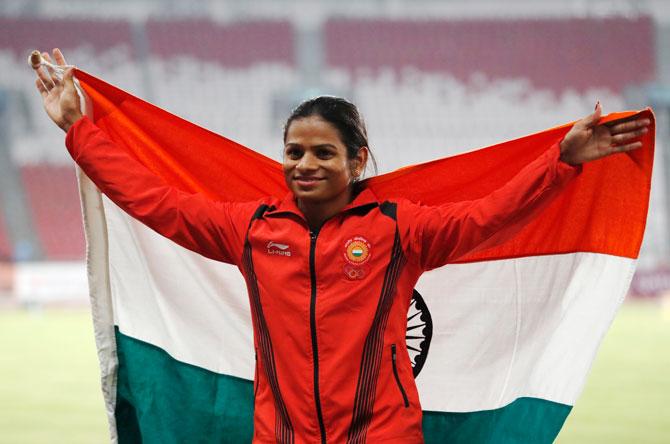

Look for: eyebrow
[285,143,337,150]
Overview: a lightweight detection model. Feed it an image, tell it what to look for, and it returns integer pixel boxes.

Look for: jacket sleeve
[66,116,258,265]
[400,141,581,271]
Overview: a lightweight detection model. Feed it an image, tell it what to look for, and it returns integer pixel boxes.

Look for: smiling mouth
[293,176,323,188]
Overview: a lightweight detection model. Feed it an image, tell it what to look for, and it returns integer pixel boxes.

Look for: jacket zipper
[310,229,327,443]
[253,349,259,400]
[391,344,410,408]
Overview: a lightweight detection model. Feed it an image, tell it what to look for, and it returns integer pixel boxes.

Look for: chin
[292,188,326,201]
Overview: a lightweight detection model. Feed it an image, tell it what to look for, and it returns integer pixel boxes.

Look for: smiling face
[283,115,366,208]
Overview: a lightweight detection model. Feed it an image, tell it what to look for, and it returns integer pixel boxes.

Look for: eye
[285,147,303,160]
[317,148,334,159]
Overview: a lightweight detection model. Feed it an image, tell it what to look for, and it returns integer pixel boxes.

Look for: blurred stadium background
[0,0,669,442]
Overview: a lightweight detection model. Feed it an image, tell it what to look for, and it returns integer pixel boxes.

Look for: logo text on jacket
[266,241,291,257]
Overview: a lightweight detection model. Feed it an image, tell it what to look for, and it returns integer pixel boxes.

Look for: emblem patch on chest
[343,236,371,280]
[344,236,371,265]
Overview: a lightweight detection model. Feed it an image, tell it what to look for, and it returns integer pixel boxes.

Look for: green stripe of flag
[114,329,571,443]
[114,328,254,443]
[423,398,571,443]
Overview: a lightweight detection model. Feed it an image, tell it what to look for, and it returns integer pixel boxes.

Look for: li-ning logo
[267,241,291,257]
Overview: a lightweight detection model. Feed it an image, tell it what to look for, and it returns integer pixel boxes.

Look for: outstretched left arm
[402,104,652,271]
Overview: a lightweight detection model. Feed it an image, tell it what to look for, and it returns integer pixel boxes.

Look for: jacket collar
[268,185,379,219]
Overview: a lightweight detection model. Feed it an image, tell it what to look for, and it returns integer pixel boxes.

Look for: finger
[41,52,60,83]
[612,141,643,153]
[63,67,76,89]
[609,118,651,135]
[578,101,602,129]
[62,67,79,99]
[29,50,42,70]
[35,64,55,90]
[53,48,67,66]
[35,78,48,98]
[611,127,649,145]
[41,52,61,85]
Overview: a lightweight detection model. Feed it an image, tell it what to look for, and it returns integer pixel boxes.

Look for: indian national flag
[72,69,654,443]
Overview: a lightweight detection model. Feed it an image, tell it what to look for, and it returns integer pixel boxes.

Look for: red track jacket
[66,117,580,443]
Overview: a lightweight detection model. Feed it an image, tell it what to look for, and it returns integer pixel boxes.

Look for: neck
[297,188,353,232]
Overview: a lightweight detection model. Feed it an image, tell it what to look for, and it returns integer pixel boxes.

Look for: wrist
[558,139,576,165]
[60,112,83,133]
[559,151,571,165]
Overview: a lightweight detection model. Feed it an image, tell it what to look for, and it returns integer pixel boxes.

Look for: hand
[559,102,651,165]
[33,48,83,132]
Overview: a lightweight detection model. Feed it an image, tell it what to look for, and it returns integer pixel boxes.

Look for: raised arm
[33,49,257,265]
[401,104,651,271]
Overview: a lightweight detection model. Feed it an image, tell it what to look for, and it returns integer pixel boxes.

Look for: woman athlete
[35,49,650,443]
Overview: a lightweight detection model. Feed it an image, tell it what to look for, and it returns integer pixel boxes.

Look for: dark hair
[283,96,378,177]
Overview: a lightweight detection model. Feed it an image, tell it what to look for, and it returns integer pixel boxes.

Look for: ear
[351,147,369,178]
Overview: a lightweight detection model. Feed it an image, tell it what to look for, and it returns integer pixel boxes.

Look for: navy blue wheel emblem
[407,289,432,378]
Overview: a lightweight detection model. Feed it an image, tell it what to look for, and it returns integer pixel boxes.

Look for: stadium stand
[1,17,297,260]
[318,17,653,172]
[19,165,84,260]
[0,17,134,58]
[0,18,136,260]
[324,17,654,92]
[0,15,658,261]
[145,19,294,66]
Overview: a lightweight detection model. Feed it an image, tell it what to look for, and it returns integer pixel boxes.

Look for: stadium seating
[145,19,294,66]
[324,17,654,93]
[320,17,650,172]
[19,165,85,260]
[1,18,297,260]
[0,15,660,263]
[0,18,136,260]
[0,16,139,162]
[0,17,134,57]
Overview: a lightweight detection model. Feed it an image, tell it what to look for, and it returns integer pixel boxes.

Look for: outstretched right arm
[33,49,257,265]
[66,118,259,264]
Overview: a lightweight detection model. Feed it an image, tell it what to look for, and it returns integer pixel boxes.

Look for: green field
[556,301,670,444]
[0,302,668,443]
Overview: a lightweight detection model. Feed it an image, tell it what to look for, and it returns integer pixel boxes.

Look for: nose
[296,152,318,173]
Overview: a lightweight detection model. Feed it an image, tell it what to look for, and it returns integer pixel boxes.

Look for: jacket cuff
[552,139,583,179]
[64,115,94,159]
